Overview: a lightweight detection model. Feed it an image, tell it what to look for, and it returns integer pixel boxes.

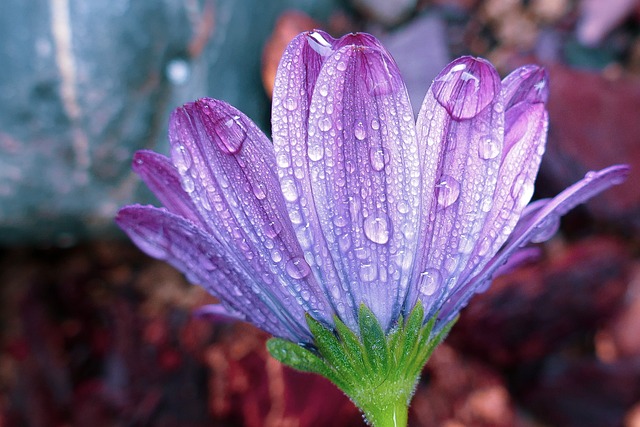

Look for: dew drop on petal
[284,98,298,111]
[371,119,380,130]
[251,181,267,200]
[263,220,282,238]
[280,176,299,202]
[354,121,366,140]
[172,145,192,173]
[363,213,390,245]
[318,84,329,97]
[419,268,442,296]
[285,256,311,279]
[478,136,501,159]
[307,144,324,161]
[436,175,460,208]
[359,263,377,282]
[530,215,560,243]
[217,116,246,154]
[318,116,332,131]
[337,61,347,71]
[369,147,390,171]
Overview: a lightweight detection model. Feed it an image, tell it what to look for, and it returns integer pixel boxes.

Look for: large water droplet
[419,268,442,296]
[478,136,501,159]
[318,116,332,131]
[280,177,298,202]
[251,180,267,200]
[284,98,298,111]
[436,175,460,208]
[530,215,560,243]
[307,144,324,161]
[213,115,246,154]
[263,219,282,238]
[181,176,195,193]
[369,147,390,171]
[370,119,380,130]
[172,145,192,174]
[354,121,366,140]
[336,61,347,71]
[318,84,329,97]
[359,263,377,282]
[286,256,311,279]
[363,213,390,245]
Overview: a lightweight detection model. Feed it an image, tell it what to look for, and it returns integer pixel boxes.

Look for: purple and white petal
[440,165,630,322]
[272,31,414,330]
[132,150,205,228]
[410,57,503,316]
[304,43,421,331]
[116,205,309,341]
[169,98,333,328]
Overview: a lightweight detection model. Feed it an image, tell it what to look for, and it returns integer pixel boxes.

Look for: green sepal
[358,304,389,373]
[266,303,458,427]
[266,338,330,377]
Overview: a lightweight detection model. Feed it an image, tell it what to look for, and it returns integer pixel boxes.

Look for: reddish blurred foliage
[449,236,631,367]
[543,64,640,227]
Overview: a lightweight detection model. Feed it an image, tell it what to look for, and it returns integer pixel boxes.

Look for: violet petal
[132,150,205,228]
[169,98,333,328]
[304,43,420,331]
[116,205,309,341]
[441,164,630,322]
[410,56,503,315]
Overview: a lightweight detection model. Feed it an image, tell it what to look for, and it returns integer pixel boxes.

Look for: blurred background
[1,0,639,425]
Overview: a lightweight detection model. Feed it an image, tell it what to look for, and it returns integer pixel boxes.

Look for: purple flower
[116,30,628,345]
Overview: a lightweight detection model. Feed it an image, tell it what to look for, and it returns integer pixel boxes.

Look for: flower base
[267,304,456,427]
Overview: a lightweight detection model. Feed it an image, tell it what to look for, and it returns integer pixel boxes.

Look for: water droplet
[263,220,282,238]
[181,176,195,193]
[370,119,380,130]
[307,31,333,56]
[363,213,390,245]
[307,144,324,161]
[215,115,246,154]
[286,256,311,279]
[276,152,290,168]
[480,197,492,213]
[336,61,347,71]
[478,136,501,159]
[359,263,377,282]
[436,175,460,208]
[530,215,560,243]
[458,234,474,254]
[397,201,409,214]
[318,117,332,131]
[333,215,348,227]
[477,236,492,256]
[172,145,192,173]
[271,250,282,263]
[280,177,298,202]
[419,268,442,296]
[251,181,267,200]
[369,147,390,171]
[318,85,329,97]
[354,121,366,140]
[284,98,298,111]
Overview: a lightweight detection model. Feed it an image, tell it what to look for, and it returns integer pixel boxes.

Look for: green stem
[358,390,409,427]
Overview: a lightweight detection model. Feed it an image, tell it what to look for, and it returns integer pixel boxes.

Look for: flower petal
[132,150,205,228]
[272,31,412,330]
[440,164,630,322]
[116,205,309,341]
[455,66,549,288]
[410,57,503,315]
[168,98,333,329]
